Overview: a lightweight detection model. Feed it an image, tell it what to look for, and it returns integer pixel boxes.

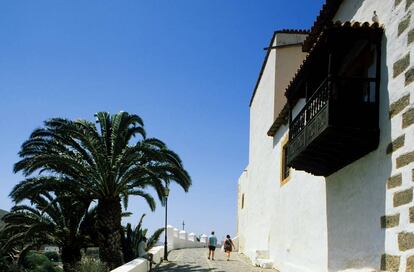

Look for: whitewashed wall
[325,0,414,271]
[238,33,328,272]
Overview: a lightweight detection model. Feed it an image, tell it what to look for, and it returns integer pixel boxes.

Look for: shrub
[21,251,49,269]
[44,251,60,262]
[79,256,108,272]
[84,247,100,259]
[21,251,62,272]
[5,264,22,272]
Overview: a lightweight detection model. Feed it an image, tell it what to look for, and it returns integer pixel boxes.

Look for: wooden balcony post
[288,100,293,140]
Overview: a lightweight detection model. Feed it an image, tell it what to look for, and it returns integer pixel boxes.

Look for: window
[281,137,291,185]
[241,193,245,209]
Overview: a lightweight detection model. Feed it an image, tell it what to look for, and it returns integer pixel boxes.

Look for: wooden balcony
[286,76,379,176]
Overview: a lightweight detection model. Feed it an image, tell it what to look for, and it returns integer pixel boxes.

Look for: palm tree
[0,236,19,271]
[4,184,93,272]
[14,111,192,269]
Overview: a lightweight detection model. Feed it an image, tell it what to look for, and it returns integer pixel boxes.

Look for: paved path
[154,248,276,272]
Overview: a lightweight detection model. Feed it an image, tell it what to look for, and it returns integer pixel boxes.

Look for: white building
[237,0,414,271]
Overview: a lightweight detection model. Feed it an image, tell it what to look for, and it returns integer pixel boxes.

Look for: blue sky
[0,0,324,240]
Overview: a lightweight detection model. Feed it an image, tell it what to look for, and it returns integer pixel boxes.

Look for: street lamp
[163,186,170,261]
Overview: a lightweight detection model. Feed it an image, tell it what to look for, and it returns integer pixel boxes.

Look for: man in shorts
[207,231,217,260]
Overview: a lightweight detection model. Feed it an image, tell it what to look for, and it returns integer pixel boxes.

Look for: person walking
[224,234,235,261]
[207,231,217,260]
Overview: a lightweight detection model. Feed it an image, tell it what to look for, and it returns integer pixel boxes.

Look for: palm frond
[146,228,164,250]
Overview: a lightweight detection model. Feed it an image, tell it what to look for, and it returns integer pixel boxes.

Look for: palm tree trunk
[97,197,124,269]
[61,245,81,272]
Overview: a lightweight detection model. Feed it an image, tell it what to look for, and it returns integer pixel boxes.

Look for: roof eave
[249,29,309,107]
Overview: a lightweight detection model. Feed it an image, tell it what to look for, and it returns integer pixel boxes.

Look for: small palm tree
[14,111,192,269]
[4,184,93,272]
[121,214,164,262]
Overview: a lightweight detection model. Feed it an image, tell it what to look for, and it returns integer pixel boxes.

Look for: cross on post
[182,220,185,231]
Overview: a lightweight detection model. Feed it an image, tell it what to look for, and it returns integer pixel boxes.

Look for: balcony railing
[289,76,378,140]
[289,78,330,140]
[287,76,379,175]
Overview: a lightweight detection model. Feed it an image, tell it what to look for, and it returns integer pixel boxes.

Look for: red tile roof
[302,0,345,52]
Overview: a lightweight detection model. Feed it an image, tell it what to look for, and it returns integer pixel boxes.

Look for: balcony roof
[267,21,383,137]
[267,103,289,136]
[302,0,345,52]
[285,21,383,101]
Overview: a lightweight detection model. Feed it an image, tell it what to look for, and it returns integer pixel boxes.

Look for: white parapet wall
[200,234,208,244]
[166,225,207,250]
[111,258,149,272]
[111,246,164,272]
[148,246,164,264]
[111,225,207,272]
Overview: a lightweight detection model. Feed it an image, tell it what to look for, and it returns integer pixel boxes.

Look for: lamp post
[163,187,170,261]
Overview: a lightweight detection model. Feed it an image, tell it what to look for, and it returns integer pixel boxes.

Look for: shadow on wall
[325,35,390,271]
[272,124,288,148]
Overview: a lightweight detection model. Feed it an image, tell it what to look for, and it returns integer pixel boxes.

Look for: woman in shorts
[224,234,235,261]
